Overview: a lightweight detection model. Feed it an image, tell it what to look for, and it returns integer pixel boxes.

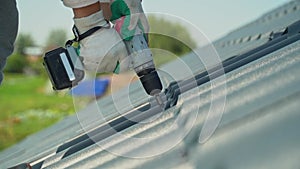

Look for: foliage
[45,29,68,48]
[148,16,197,64]
[4,53,28,73]
[15,33,35,55]
[27,59,48,77]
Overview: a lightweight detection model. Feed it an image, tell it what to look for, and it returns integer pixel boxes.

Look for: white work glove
[111,0,149,41]
[74,10,130,73]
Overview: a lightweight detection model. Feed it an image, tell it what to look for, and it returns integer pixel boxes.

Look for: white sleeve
[63,0,98,8]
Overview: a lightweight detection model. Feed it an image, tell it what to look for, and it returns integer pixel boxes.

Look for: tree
[45,29,67,49]
[147,16,197,66]
[148,16,197,54]
[4,33,34,73]
[4,53,29,73]
[15,33,35,55]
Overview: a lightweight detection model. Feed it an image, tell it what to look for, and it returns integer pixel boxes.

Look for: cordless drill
[123,28,164,106]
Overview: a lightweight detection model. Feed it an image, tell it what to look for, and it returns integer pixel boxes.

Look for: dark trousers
[0,0,18,84]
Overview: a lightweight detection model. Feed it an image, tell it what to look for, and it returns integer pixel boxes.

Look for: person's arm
[101,2,112,21]
[72,2,100,18]
[64,0,111,20]
[62,0,110,34]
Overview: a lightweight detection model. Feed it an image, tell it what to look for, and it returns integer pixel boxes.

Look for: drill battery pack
[43,46,84,90]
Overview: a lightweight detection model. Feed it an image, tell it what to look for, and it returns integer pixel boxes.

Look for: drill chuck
[137,68,163,96]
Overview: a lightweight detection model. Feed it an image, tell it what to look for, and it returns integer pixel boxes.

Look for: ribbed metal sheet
[1,1,300,168]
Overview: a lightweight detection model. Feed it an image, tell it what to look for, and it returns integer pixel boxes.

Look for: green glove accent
[113,61,120,74]
[111,0,145,41]
[73,42,80,55]
[111,0,130,21]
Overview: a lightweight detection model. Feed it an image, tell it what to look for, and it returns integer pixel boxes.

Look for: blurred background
[0,0,290,151]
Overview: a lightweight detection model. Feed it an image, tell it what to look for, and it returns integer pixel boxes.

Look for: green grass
[0,74,75,151]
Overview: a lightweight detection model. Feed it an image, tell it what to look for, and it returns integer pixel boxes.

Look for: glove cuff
[74,10,108,34]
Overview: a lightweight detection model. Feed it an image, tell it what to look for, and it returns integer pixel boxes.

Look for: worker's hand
[74,10,131,73]
[111,0,149,41]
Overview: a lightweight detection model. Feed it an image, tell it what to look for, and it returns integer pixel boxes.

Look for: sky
[16,0,291,47]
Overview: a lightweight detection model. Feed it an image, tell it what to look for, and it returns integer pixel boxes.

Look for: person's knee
[0,56,6,85]
[0,0,18,84]
[0,0,18,56]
